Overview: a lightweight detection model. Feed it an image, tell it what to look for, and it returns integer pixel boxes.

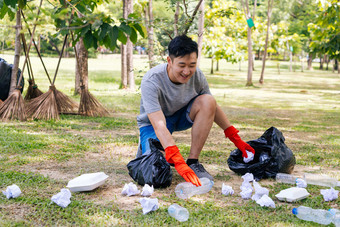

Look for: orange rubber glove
[165,145,201,186]
[224,126,255,158]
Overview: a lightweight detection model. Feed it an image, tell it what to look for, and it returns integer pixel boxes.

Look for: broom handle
[70,32,85,87]
[21,10,52,85]
[52,33,68,85]
[21,34,34,82]
[16,0,44,88]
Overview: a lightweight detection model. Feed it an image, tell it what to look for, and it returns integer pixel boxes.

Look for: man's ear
[166,56,172,64]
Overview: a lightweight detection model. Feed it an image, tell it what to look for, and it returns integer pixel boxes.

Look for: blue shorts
[139,98,196,155]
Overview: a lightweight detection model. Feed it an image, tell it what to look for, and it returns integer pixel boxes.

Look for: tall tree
[145,0,155,69]
[197,0,204,67]
[173,1,180,37]
[126,0,135,90]
[121,0,128,89]
[240,0,257,86]
[259,0,273,84]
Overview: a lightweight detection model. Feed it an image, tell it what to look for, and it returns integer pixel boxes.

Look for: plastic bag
[227,127,296,180]
[127,138,172,188]
[0,58,24,101]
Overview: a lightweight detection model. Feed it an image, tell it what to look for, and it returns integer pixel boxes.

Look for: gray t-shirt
[137,63,211,128]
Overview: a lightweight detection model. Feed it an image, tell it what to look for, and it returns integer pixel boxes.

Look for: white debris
[243,150,255,163]
[141,184,154,197]
[139,198,159,215]
[121,182,140,197]
[320,187,339,202]
[222,183,234,196]
[296,178,307,188]
[251,181,269,202]
[256,194,276,208]
[51,189,72,208]
[2,184,21,199]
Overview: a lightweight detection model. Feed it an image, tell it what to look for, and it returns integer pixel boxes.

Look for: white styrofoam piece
[66,172,109,192]
[275,187,310,202]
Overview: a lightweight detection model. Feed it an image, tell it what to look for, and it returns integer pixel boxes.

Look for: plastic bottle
[303,173,338,188]
[329,209,340,227]
[276,173,297,184]
[168,204,189,222]
[175,177,214,199]
[292,206,333,225]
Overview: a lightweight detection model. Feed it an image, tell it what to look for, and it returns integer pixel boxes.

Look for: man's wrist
[224,125,239,138]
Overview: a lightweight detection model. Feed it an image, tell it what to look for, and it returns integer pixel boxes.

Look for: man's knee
[194,94,216,111]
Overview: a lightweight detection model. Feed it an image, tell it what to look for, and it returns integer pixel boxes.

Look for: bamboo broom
[0,2,43,121]
[21,34,43,100]
[26,34,78,120]
[72,33,109,117]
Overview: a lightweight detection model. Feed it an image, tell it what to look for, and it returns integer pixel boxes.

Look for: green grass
[0,53,339,226]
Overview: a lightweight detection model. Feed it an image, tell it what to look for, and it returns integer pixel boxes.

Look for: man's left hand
[224,125,255,158]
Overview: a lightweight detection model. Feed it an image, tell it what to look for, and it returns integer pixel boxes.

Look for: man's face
[167,52,197,84]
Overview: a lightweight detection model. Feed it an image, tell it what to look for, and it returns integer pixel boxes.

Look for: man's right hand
[165,145,201,187]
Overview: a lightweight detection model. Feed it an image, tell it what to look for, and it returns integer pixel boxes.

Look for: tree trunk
[126,0,135,90]
[197,0,204,67]
[216,59,219,71]
[174,1,180,37]
[241,0,255,86]
[75,38,88,95]
[146,0,155,69]
[246,26,253,86]
[326,55,329,70]
[9,10,22,95]
[319,55,324,70]
[120,0,128,89]
[307,52,313,70]
[210,58,214,74]
[301,55,304,72]
[286,41,292,72]
[259,0,273,84]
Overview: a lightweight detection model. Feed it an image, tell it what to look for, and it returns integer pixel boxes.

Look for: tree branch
[183,0,204,35]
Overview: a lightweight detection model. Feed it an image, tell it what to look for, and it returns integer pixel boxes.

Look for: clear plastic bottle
[168,204,189,222]
[329,209,340,227]
[292,206,333,225]
[276,173,297,184]
[303,173,338,188]
[175,177,214,199]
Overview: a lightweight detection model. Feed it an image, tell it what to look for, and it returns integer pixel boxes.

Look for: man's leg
[188,94,216,158]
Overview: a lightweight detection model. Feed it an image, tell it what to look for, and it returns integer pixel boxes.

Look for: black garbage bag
[227,127,296,181]
[0,58,24,101]
[127,138,173,188]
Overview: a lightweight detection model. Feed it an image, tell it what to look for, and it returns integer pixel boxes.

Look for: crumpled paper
[2,184,21,199]
[243,150,255,163]
[240,181,253,200]
[121,182,140,196]
[139,198,159,215]
[296,178,307,188]
[222,183,234,196]
[240,173,254,199]
[320,187,339,202]
[251,181,269,201]
[256,194,276,208]
[141,184,154,197]
[242,173,254,182]
[51,189,72,208]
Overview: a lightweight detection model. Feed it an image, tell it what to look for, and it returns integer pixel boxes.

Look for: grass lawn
[0,53,339,226]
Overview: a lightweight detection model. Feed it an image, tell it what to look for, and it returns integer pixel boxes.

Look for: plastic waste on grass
[175,177,213,199]
[168,204,189,222]
[303,173,338,188]
[66,172,109,192]
[275,187,310,202]
[276,173,297,184]
[329,209,340,227]
[292,206,333,225]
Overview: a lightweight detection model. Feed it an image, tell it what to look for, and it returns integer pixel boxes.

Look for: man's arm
[214,104,255,158]
[147,110,201,186]
[148,110,174,149]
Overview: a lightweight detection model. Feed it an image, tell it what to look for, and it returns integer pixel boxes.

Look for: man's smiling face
[167,52,197,84]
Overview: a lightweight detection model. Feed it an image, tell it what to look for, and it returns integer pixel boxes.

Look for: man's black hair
[168,35,198,59]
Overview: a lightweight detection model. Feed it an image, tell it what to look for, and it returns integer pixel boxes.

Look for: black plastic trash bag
[127,138,173,188]
[0,58,24,101]
[227,127,296,180]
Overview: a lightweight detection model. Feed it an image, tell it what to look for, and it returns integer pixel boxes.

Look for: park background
[0,0,339,226]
